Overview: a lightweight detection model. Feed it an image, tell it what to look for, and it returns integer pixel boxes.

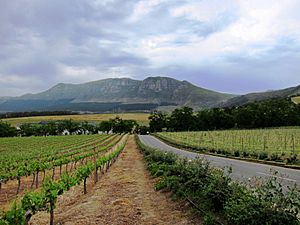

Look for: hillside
[0,77,233,112]
[219,85,300,107]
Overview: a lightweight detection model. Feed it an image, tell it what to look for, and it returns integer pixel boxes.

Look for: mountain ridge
[218,84,300,107]
[0,77,234,112]
[1,76,299,113]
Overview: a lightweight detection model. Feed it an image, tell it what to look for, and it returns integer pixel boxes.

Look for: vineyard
[0,133,127,224]
[156,128,300,164]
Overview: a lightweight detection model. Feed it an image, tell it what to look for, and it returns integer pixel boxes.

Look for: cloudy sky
[1,0,300,96]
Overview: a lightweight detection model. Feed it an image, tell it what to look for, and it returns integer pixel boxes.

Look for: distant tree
[80,121,96,134]
[136,125,150,135]
[110,117,137,134]
[45,121,59,136]
[58,119,80,134]
[19,123,37,136]
[0,121,17,137]
[149,111,167,132]
[99,120,113,133]
[168,107,196,131]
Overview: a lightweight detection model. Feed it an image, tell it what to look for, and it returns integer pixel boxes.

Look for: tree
[149,111,167,132]
[98,120,113,133]
[110,117,137,133]
[58,120,80,134]
[19,123,37,136]
[0,121,17,137]
[168,107,196,131]
[136,125,149,135]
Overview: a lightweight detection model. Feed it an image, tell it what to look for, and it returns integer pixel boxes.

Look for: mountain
[219,85,300,107]
[0,97,12,104]
[0,77,234,112]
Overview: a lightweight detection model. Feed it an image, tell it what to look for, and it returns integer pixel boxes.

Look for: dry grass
[3,113,149,126]
[292,96,300,104]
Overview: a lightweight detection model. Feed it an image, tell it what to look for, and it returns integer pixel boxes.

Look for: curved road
[138,135,300,188]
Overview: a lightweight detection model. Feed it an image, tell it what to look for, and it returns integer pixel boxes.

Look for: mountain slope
[0,77,233,112]
[219,85,300,107]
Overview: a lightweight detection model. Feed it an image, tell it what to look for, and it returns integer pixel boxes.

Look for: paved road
[138,135,300,188]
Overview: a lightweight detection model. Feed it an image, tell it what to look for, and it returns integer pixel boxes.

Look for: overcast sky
[1,0,300,96]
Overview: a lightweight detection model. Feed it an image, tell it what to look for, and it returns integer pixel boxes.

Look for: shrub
[269,153,280,161]
[203,212,217,225]
[259,151,268,160]
[250,152,258,159]
[234,150,240,157]
[225,175,300,225]
[286,154,298,164]
[242,151,249,157]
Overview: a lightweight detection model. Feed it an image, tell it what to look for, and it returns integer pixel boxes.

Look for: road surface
[138,135,300,188]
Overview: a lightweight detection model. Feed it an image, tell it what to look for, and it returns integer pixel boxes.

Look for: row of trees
[0,111,78,119]
[0,117,138,137]
[149,98,300,132]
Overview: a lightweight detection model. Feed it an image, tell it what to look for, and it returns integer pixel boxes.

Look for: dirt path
[30,136,200,225]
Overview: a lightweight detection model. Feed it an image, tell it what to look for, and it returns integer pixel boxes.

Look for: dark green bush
[259,151,268,160]
[225,175,300,225]
[234,150,240,157]
[242,151,249,157]
[287,154,298,164]
[269,153,280,161]
[250,152,258,159]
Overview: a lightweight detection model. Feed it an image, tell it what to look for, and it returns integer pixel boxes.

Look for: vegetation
[136,135,300,225]
[0,111,78,119]
[0,122,17,137]
[0,135,127,225]
[0,116,138,137]
[0,134,123,183]
[156,129,300,164]
[149,98,300,132]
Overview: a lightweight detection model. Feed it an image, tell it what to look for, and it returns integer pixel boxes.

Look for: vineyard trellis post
[31,173,35,189]
[52,167,55,180]
[36,152,40,188]
[292,134,295,155]
[94,146,98,183]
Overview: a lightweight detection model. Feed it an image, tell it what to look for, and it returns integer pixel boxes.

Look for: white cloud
[170,0,236,22]
[135,0,300,67]
[128,0,162,22]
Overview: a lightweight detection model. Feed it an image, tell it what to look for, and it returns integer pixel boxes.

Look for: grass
[291,96,300,104]
[157,128,300,156]
[2,113,150,126]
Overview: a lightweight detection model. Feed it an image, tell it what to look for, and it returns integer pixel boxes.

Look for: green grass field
[2,113,150,126]
[292,96,300,104]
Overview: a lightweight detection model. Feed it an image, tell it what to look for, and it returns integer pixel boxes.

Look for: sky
[1,0,300,96]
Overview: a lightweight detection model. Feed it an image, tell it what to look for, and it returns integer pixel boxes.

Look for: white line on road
[256,172,297,182]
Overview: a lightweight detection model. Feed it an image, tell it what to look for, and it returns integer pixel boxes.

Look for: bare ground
[30,136,201,225]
